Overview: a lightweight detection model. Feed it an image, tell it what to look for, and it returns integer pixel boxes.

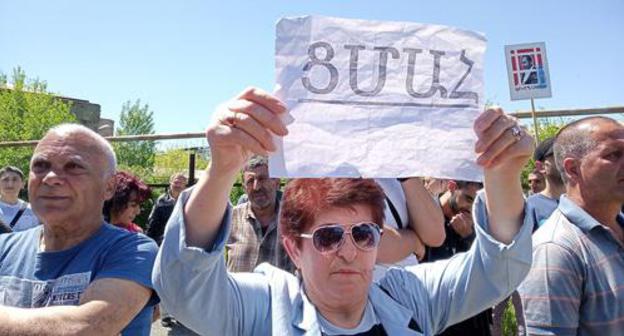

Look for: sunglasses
[299,222,383,254]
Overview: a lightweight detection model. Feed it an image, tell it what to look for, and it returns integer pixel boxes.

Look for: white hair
[44,123,117,177]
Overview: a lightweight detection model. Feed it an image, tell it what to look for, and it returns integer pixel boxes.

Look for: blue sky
[1,0,622,134]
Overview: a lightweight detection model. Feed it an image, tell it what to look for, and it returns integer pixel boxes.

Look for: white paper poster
[271,15,486,181]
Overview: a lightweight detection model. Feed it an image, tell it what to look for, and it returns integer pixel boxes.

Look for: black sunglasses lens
[313,226,345,252]
[352,224,378,249]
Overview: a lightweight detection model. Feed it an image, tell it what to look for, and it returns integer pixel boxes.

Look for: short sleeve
[518,242,584,336]
[12,207,41,231]
[95,233,159,292]
[525,201,539,232]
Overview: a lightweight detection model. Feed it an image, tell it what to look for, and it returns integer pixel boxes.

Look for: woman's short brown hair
[279,178,386,244]
[103,171,151,222]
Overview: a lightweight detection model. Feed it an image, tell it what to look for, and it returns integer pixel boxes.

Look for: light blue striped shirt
[153,190,533,335]
[519,195,624,335]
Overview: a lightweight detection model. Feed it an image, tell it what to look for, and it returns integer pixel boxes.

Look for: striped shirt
[518,195,624,336]
[226,200,294,273]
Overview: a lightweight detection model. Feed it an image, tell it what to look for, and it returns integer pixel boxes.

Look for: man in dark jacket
[146,172,188,328]
[146,173,187,246]
[425,180,491,336]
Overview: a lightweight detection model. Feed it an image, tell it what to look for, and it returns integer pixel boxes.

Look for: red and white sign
[504,42,551,100]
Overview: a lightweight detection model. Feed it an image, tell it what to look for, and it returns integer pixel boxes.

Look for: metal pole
[510,106,624,119]
[530,98,540,140]
[188,152,196,187]
[0,132,206,148]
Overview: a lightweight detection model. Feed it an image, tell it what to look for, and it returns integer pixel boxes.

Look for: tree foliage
[114,100,156,170]
[153,147,208,178]
[521,117,569,190]
[152,147,211,186]
[0,67,75,175]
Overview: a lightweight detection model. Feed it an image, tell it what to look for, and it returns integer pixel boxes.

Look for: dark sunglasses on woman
[299,222,383,254]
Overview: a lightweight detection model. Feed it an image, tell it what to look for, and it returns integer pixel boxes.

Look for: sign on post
[504,42,552,100]
[270,16,486,181]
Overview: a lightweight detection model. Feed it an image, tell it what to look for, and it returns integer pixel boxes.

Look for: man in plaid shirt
[226,156,294,273]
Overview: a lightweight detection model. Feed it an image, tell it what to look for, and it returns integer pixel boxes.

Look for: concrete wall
[57,96,114,136]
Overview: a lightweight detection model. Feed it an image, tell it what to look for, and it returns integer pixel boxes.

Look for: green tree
[520,117,568,191]
[0,67,75,176]
[114,100,156,170]
[153,148,209,179]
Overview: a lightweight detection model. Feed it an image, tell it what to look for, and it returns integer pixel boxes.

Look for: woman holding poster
[152,87,534,335]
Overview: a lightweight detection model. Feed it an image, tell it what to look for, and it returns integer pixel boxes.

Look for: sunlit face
[243,165,279,211]
[112,192,142,226]
[284,204,378,311]
[28,132,114,228]
[169,174,187,195]
[575,122,624,204]
[0,172,24,200]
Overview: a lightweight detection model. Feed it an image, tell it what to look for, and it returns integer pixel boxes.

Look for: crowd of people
[0,87,622,336]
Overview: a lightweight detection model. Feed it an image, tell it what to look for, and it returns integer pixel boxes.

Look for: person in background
[146,172,187,245]
[227,155,293,272]
[519,116,624,335]
[103,171,152,233]
[236,189,283,205]
[145,171,187,328]
[527,170,545,195]
[372,177,445,280]
[424,179,492,336]
[525,137,565,231]
[425,180,483,262]
[0,166,40,231]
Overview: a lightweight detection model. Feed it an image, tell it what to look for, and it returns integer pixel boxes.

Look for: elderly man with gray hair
[227,155,293,272]
[147,171,189,246]
[0,124,159,335]
[518,116,624,335]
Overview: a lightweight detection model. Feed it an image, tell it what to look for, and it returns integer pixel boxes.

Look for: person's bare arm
[474,107,533,243]
[376,226,426,263]
[401,178,445,247]
[0,278,152,336]
[184,87,288,248]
